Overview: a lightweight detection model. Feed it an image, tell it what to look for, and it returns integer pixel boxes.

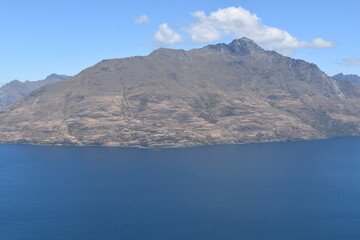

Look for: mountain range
[333,73,360,84]
[0,74,70,110]
[1,38,360,147]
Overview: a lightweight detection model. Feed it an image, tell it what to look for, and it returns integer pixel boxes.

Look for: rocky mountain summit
[0,74,70,109]
[333,73,360,84]
[1,38,360,147]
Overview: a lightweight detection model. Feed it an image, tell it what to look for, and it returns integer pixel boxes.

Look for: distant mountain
[333,73,360,84]
[1,38,360,147]
[0,74,70,109]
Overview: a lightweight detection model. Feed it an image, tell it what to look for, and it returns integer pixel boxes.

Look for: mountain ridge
[333,73,360,84]
[1,38,360,147]
[0,74,70,109]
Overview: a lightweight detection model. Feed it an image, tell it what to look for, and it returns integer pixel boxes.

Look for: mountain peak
[230,37,257,45]
[333,73,345,78]
[228,37,264,54]
[45,74,70,81]
[333,73,360,84]
[7,79,22,86]
[206,38,264,56]
[149,48,187,58]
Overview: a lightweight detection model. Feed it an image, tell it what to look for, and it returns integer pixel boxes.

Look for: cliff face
[0,74,70,109]
[1,38,360,147]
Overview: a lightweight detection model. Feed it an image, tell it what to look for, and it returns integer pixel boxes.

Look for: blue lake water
[1,137,360,240]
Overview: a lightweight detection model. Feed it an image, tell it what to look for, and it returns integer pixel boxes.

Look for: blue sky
[0,0,359,84]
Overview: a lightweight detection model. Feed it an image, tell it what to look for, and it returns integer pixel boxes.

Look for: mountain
[333,73,360,84]
[1,38,360,147]
[0,74,70,109]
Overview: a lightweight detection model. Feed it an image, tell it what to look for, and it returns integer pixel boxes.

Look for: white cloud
[134,15,150,24]
[186,7,336,54]
[338,58,360,66]
[154,23,182,45]
[152,7,336,55]
[307,38,336,48]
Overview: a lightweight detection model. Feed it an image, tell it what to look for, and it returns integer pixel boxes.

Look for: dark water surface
[1,137,360,240]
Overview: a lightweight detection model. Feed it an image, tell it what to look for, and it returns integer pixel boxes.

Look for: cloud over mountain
[153,7,336,55]
[154,23,182,45]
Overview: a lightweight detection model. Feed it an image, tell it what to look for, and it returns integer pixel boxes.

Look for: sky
[0,0,359,85]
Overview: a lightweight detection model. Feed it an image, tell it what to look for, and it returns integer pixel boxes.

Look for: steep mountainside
[1,38,360,147]
[0,74,70,109]
[333,73,360,84]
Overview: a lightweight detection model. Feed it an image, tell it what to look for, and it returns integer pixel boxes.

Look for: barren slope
[1,38,360,147]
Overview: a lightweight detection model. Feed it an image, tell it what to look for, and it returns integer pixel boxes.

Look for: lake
[1,137,360,240]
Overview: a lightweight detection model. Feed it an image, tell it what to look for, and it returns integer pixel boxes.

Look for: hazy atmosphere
[0,0,359,84]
